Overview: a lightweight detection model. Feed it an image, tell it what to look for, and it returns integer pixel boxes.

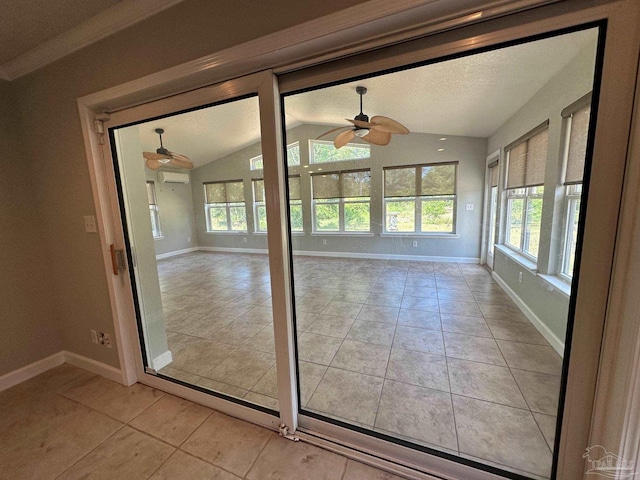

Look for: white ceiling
[131,28,597,169]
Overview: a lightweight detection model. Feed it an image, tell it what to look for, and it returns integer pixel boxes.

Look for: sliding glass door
[281,25,603,479]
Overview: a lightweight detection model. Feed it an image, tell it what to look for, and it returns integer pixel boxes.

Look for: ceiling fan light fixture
[354,128,369,138]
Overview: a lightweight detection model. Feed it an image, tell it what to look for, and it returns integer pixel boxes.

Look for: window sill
[253,231,305,236]
[205,231,248,235]
[538,274,571,299]
[494,244,538,273]
[380,233,459,239]
[310,232,374,237]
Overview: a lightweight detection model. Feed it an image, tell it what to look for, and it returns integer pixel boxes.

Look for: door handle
[110,244,127,275]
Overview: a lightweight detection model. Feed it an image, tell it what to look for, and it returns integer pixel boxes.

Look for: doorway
[81,2,640,478]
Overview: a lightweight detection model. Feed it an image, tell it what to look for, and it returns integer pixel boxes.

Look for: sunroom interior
[111,26,598,479]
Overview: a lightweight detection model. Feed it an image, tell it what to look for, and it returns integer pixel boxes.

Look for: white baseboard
[0,352,65,392]
[198,246,479,263]
[62,351,123,383]
[156,247,198,260]
[199,246,265,255]
[152,350,173,371]
[492,271,565,357]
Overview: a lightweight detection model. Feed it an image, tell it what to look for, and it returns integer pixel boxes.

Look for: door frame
[77,0,640,478]
[480,149,501,268]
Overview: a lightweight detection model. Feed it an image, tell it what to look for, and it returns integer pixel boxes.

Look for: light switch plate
[83,215,97,233]
[466,204,474,211]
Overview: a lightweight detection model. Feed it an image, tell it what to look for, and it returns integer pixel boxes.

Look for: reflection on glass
[112,95,279,412]
[284,27,599,479]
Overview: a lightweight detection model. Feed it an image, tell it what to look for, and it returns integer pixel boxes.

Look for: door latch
[110,244,127,275]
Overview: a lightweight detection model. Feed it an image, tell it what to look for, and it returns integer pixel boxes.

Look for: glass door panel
[282,26,601,479]
[111,94,280,412]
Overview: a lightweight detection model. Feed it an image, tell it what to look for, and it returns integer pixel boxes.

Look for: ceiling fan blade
[362,129,392,146]
[370,116,410,134]
[168,154,194,170]
[334,129,355,149]
[346,118,375,128]
[143,151,170,161]
[317,126,350,140]
[145,158,162,170]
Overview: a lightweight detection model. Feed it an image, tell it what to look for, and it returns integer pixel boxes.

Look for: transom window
[383,162,457,234]
[204,180,247,232]
[311,169,370,232]
[504,125,549,259]
[253,176,303,232]
[309,139,370,164]
[250,142,300,170]
[146,181,162,238]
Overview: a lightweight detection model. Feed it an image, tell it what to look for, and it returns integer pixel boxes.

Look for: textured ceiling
[0,0,122,64]
[129,28,598,168]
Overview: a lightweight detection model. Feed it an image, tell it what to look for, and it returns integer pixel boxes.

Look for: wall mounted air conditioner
[158,171,190,184]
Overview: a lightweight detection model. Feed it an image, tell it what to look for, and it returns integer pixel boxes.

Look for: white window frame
[146,181,162,238]
[204,181,248,232]
[561,183,582,279]
[253,177,303,233]
[311,170,371,233]
[505,185,544,260]
[250,141,300,170]
[309,139,371,164]
[383,163,457,234]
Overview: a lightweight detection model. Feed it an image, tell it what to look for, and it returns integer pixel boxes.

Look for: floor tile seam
[121,421,187,451]
[372,320,400,428]
[51,422,129,480]
[457,450,549,479]
[495,336,560,353]
[177,440,255,479]
[441,352,507,369]
[243,430,281,479]
[530,411,555,455]
[143,448,180,480]
[57,389,150,424]
[242,360,278,398]
[507,367,560,416]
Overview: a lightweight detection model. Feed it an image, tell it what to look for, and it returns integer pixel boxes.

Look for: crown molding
[0,0,186,81]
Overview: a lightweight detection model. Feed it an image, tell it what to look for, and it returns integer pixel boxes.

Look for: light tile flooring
[0,364,404,480]
[157,252,563,479]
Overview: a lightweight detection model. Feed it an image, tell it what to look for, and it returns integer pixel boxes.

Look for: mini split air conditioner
[158,171,190,184]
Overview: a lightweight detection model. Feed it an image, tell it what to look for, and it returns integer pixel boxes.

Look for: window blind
[146,181,156,205]
[312,170,370,199]
[384,167,416,198]
[565,104,590,185]
[254,176,301,202]
[489,164,499,188]
[205,180,245,204]
[421,164,456,195]
[506,128,548,189]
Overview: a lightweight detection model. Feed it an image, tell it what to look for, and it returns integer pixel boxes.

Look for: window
[309,139,370,164]
[253,176,303,232]
[146,181,162,238]
[488,162,499,255]
[204,180,247,232]
[504,126,548,259]
[250,142,300,170]
[561,98,590,277]
[311,170,370,232]
[383,163,456,234]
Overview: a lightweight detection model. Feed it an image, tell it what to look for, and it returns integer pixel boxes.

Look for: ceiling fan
[317,86,410,149]
[143,128,194,170]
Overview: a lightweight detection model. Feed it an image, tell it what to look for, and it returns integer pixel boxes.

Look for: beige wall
[0,80,62,376]
[4,0,365,372]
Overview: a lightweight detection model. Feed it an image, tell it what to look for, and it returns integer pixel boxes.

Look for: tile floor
[157,252,563,479]
[0,364,404,479]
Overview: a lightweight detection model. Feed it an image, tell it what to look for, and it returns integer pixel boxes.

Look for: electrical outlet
[83,215,97,233]
[91,329,98,344]
[518,271,523,283]
[243,237,247,243]
[322,239,327,245]
[466,204,474,211]
[103,333,112,348]
[412,240,418,247]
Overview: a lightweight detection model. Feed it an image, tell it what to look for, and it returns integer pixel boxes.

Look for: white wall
[487,38,598,343]
[191,123,487,260]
